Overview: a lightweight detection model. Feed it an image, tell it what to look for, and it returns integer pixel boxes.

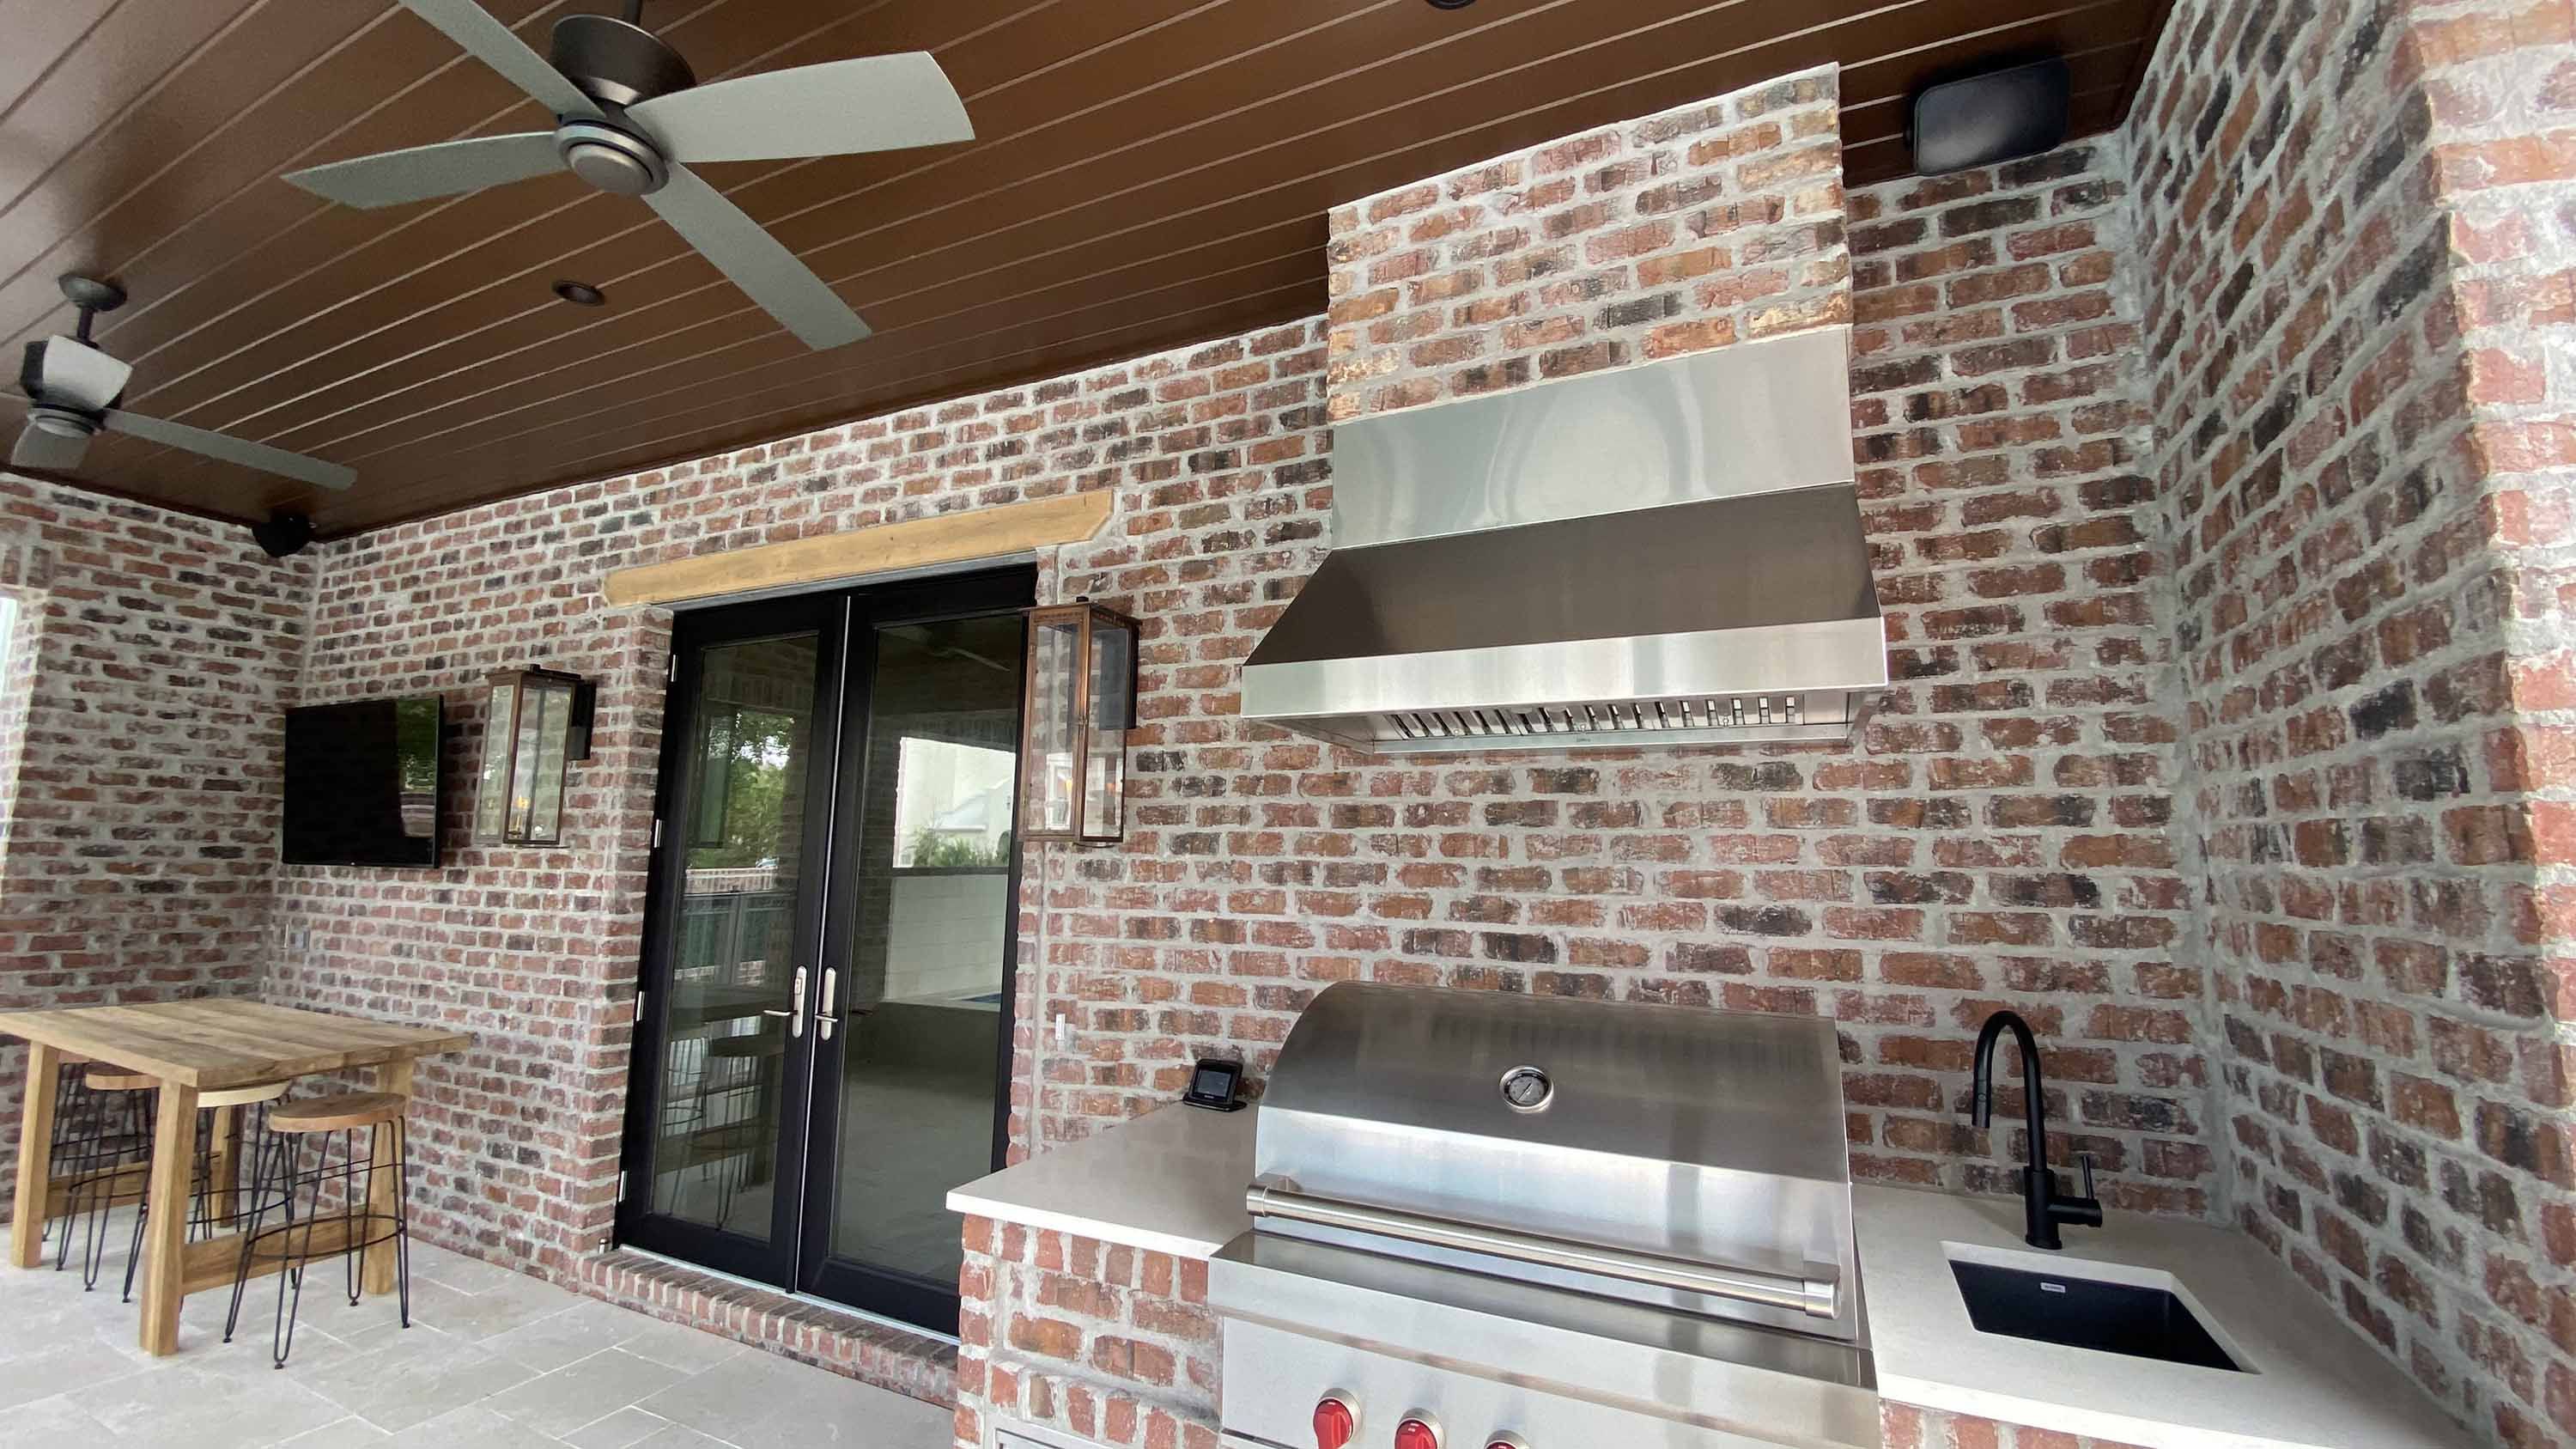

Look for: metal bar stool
[54,1068,292,1298]
[224,1090,413,1367]
[39,1052,95,1257]
[54,1065,155,1290]
[133,1078,295,1299]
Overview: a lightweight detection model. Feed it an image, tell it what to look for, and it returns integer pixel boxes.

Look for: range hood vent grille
[1381,690,1860,753]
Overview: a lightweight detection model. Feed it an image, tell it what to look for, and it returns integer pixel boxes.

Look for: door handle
[818,968,841,1041]
[759,965,808,1038]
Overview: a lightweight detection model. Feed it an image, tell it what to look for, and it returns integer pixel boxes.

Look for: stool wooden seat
[197,1080,290,1111]
[270,1092,404,1133]
[82,1068,155,1092]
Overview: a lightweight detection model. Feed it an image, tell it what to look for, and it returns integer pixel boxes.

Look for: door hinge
[666,654,678,684]
[633,989,647,1024]
[617,1170,628,1200]
[652,818,664,849]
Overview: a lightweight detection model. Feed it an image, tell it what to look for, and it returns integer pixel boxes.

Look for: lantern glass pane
[475,681,516,841]
[1082,746,1125,841]
[1081,618,1132,834]
[1025,616,1081,835]
[1087,618,1133,733]
[524,679,573,842]
[505,679,551,839]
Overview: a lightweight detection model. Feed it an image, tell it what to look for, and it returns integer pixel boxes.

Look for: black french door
[617,565,1032,1334]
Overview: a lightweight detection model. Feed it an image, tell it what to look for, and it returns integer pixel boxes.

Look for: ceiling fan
[10,275,357,490]
[282,0,975,350]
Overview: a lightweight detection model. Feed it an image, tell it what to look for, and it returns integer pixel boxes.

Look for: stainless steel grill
[1211,983,1877,1449]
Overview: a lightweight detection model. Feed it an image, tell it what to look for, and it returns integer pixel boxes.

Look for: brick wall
[1325,68,1850,419]
[1206,67,2204,1211]
[0,478,312,1204]
[953,1216,1218,1449]
[2126,0,2576,1443]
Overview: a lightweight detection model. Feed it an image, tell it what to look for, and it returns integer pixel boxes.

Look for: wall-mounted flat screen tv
[283,695,443,868]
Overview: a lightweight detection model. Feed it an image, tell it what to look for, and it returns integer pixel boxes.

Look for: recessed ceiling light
[1425,0,1476,9]
[552,279,607,307]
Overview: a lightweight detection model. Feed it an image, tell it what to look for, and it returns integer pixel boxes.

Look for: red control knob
[1312,1397,1356,1449]
[1395,1416,1442,1449]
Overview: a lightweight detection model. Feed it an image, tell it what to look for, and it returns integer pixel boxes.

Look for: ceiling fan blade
[101,411,355,491]
[398,0,600,120]
[645,166,870,350]
[281,131,562,210]
[9,423,88,472]
[629,53,973,163]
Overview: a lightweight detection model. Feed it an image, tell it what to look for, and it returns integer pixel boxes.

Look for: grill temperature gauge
[1498,1065,1552,1112]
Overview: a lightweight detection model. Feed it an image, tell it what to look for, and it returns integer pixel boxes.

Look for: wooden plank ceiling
[0,0,2172,538]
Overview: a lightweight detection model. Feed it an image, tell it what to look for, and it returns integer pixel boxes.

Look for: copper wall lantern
[472,667,596,846]
[1021,601,1138,845]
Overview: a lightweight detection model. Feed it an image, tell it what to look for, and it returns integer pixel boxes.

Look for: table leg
[9,1044,60,1268]
[137,1080,199,1355]
[208,1105,239,1206]
[362,1060,414,1297]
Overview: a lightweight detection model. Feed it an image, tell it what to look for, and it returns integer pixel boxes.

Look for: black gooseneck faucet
[1970,1009,2104,1250]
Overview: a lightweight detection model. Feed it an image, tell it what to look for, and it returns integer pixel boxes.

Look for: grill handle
[1244,1178,1839,1321]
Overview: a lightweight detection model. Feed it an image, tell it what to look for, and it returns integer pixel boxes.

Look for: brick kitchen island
[948,1103,2457,1449]
[951,1107,1249,1449]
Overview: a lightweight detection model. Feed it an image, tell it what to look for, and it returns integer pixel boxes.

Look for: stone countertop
[1854,1184,2464,1448]
[947,1101,1255,1258]
[948,1109,2462,1447]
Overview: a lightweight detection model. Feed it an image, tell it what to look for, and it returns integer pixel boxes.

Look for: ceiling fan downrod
[59,274,126,344]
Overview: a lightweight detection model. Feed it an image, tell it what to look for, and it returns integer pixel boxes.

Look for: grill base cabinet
[1208,983,1880,1449]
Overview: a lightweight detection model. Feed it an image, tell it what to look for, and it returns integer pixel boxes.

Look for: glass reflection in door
[649,631,821,1239]
[821,614,1023,1302]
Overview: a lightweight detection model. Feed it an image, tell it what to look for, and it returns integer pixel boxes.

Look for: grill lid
[1251,983,1862,1342]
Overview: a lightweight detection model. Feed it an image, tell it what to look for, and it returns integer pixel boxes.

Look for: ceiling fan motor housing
[549,15,695,196]
[550,15,696,108]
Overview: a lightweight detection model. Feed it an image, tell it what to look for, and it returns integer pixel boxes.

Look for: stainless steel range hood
[1241,325,1886,754]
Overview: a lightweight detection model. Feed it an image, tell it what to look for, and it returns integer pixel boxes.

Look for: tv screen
[283,695,443,868]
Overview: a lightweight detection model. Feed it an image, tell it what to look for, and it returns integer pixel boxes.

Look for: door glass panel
[828,614,1023,1283]
[650,631,819,1238]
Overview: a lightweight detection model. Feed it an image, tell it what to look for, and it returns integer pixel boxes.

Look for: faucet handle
[2045,1152,2106,1233]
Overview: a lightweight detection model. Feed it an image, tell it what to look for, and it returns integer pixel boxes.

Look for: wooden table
[1,999,470,1355]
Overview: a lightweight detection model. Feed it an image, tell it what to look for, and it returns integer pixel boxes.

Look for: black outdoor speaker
[1910,58,2071,176]
[251,510,314,559]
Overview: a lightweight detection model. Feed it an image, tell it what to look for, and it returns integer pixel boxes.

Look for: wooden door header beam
[602,490,1113,607]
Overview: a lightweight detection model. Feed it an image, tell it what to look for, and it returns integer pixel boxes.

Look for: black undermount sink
[1951,1260,2243,1372]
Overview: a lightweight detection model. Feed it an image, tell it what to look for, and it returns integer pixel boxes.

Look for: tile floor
[0,1218,956,1449]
